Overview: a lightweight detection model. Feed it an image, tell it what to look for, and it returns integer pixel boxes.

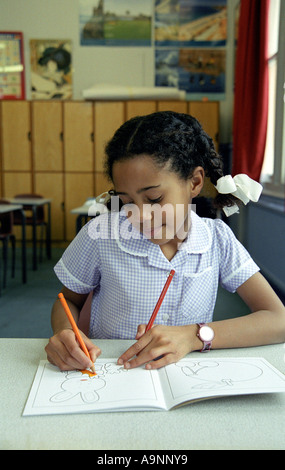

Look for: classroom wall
[0,0,239,144]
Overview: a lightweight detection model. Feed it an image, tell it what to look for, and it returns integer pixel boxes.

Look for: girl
[46,111,285,372]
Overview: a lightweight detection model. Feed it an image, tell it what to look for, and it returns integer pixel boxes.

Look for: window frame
[261,0,285,198]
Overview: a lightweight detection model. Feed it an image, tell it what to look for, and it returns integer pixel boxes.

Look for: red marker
[145,270,175,331]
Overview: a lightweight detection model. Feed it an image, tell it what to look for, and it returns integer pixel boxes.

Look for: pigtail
[204,150,241,211]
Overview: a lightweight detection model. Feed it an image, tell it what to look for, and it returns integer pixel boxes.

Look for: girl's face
[112,154,204,256]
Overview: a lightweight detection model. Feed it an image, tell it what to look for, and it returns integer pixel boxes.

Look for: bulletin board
[0,31,25,100]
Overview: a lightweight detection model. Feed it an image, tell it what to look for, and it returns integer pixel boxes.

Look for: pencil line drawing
[174,360,263,390]
[50,362,128,404]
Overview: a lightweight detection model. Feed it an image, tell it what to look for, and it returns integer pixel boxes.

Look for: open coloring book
[23,357,285,416]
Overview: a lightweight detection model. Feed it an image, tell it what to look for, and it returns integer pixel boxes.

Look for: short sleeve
[54,221,101,294]
[215,219,260,293]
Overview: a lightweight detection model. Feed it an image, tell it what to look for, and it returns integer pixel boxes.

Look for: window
[260,0,285,197]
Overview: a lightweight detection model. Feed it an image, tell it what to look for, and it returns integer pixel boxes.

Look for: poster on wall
[154,0,227,98]
[30,39,72,100]
[0,31,25,100]
[155,0,227,47]
[155,47,225,93]
[79,0,152,46]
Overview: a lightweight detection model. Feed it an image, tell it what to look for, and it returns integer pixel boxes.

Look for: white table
[0,204,23,214]
[0,204,26,283]
[71,203,94,233]
[0,339,284,450]
[8,198,52,270]
[71,200,106,233]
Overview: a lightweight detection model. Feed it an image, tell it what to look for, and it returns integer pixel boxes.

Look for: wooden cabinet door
[189,102,219,198]
[126,100,156,119]
[157,101,188,113]
[32,101,63,171]
[93,101,124,197]
[64,102,94,172]
[1,101,31,171]
[189,102,219,148]
[94,102,124,173]
[3,172,32,197]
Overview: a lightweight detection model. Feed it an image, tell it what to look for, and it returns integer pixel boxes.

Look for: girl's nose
[136,204,153,225]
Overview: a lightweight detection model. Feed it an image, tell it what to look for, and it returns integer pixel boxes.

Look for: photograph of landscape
[80,0,152,46]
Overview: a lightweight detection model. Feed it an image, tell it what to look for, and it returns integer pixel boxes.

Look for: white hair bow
[214,174,263,217]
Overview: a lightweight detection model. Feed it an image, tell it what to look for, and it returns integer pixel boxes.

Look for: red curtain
[232,0,270,181]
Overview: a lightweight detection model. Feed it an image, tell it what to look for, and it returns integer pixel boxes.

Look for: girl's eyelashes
[118,196,163,205]
[147,196,163,203]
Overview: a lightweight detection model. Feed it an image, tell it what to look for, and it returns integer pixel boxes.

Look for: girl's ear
[190,166,205,197]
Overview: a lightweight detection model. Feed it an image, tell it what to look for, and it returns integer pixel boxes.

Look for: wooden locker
[157,101,188,113]
[126,100,156,119]
[63,101,94,172]
[3,172,32,197]
[189,102,219,198]
[1,101,31,171]
[32,101,63,171]
[189,102,219,148]
[93,101,125,173]
[93,101,124,198]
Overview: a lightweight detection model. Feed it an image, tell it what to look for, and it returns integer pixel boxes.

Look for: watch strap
[197,323,213,352]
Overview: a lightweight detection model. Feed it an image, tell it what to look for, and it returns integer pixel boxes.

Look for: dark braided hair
[105,111,239,211]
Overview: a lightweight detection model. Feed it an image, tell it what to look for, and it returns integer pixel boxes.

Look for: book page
[159,357,285,409]
[23,359,165,416]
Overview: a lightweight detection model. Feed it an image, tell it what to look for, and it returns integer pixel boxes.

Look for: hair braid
[203,149,240,210]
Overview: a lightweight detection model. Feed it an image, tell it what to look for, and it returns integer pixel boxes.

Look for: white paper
[160,357,285,409]
[23,359,165,416]
[23,357,285,416]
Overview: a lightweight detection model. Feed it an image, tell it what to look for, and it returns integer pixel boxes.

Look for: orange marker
[58,293,96,375]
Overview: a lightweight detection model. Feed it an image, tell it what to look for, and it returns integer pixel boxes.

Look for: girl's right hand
[45,328,101,371]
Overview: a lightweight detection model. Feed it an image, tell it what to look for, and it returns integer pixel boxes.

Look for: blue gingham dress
[54,211,259,339]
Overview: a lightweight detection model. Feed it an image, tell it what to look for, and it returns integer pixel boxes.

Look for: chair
[13,194,47,263]
[0,200,16,292]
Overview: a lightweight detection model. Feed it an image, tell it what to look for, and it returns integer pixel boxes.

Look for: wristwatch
[197,323,214,352]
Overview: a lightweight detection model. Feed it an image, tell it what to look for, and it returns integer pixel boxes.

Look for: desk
[8,198,52,270]
[0,204,26,283]
[71,200,105,233]
[0,339,284,450]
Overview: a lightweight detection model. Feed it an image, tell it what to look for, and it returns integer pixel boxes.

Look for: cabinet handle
[27,131,31,141]
[90,132,94,142]
[60,131,64,141]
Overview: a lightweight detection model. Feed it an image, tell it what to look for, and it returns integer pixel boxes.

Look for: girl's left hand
[117,324,197,370]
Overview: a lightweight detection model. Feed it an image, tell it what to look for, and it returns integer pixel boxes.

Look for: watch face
[200,325,214,342]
